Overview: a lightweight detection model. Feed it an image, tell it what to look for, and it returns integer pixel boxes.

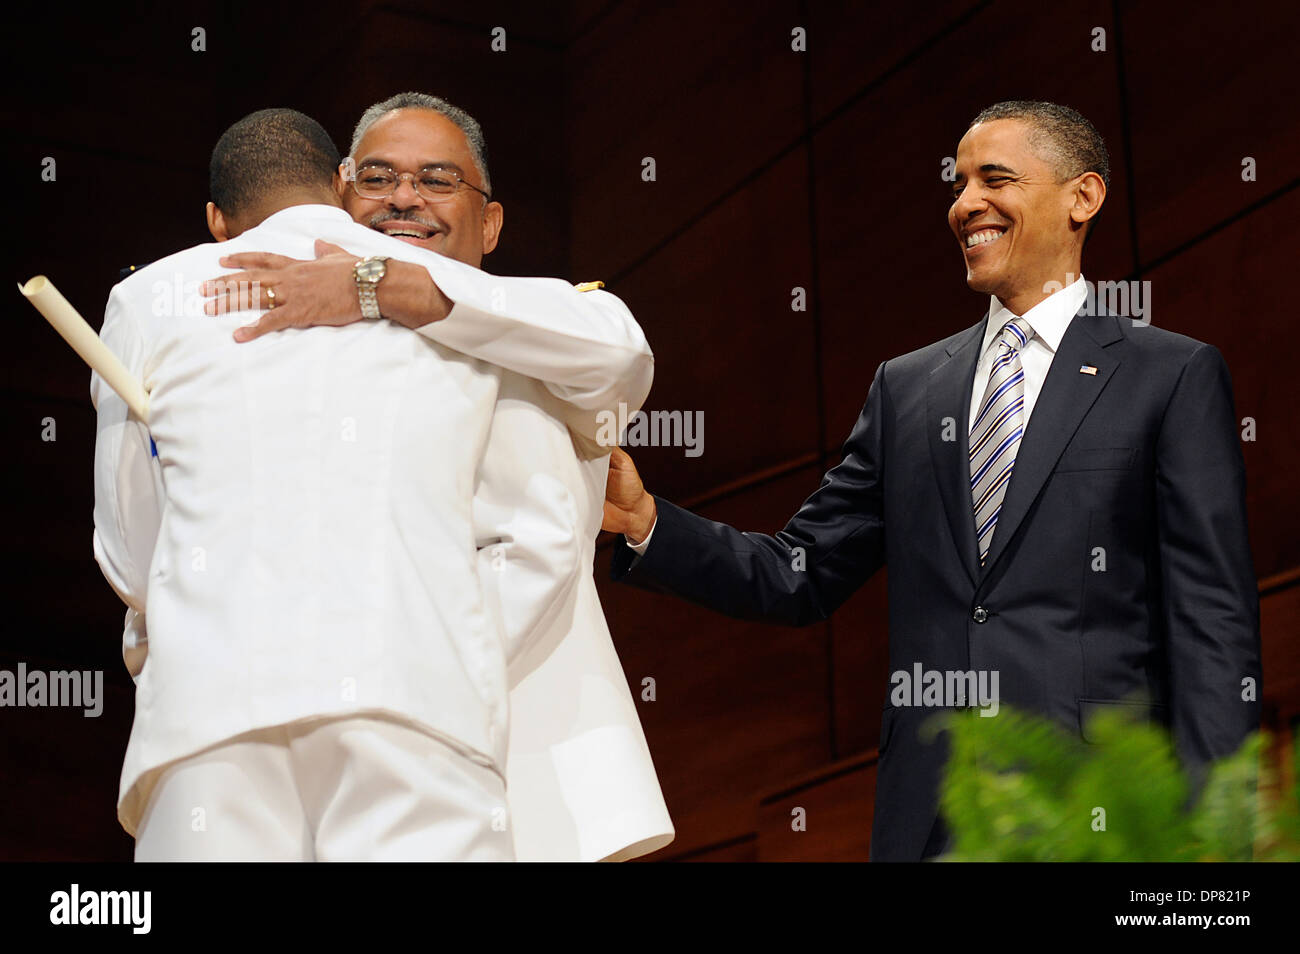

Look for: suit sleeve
[1155,343,1261,776]
[91,285,163,676]
[412,258,653,436]
[473,383,584,674]
[610,362,890,625]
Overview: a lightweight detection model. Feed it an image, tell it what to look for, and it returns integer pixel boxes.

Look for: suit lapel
[927,318,987,588]
[979,309,1125,577]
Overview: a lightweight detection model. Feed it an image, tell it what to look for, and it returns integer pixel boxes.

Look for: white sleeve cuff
[627,516,658,555]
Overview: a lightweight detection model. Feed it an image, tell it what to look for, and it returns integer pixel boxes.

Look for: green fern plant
[931,704,1300,861]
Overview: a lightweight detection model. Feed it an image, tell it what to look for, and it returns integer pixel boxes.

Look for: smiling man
[950,105,1104,315]
[345,101,500,256]
[205,99,500,348]
[200,93,674,862]
[601,100,1261,861]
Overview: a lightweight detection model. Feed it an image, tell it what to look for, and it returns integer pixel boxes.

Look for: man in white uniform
[93,108,653,860]
[209,94,675,861]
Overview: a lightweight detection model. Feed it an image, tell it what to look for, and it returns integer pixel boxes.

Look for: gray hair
[348,92,491,196]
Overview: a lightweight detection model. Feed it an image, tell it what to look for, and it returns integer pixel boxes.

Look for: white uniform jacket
[479,375,675,861]
[92,203,652,836]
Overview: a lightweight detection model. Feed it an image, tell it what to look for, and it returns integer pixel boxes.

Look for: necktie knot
[997,317,1033,353]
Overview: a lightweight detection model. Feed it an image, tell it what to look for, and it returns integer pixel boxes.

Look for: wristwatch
[354,255,390,319]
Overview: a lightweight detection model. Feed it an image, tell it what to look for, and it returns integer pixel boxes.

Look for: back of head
[209,108,341,233]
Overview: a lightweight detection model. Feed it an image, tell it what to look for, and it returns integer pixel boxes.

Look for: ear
[206,201,230,242]
[481,201,504,257]
[1068,171,1106,230]
[334,162,349,200]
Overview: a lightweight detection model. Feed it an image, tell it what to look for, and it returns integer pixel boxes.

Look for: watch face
[357,258,387,282]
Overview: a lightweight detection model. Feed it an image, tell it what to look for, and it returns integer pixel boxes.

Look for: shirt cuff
[626,516,658,555]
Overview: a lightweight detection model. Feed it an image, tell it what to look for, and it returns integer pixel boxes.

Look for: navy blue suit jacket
[612,307,1261,861]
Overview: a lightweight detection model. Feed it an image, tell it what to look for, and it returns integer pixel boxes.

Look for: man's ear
[206,201,230,242]
[334,163,349,200]
[1069,172,1106,229]
[481,201,504,257]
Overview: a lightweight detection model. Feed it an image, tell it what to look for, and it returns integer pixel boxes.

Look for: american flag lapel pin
[1079,365,1098,375]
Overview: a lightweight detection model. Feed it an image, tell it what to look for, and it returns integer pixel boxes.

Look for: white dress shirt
[967,276,1087,433]
[628,277,1087,555]
[93,203,653,836]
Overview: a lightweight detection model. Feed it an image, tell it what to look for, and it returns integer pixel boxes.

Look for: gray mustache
[368,211,444,231]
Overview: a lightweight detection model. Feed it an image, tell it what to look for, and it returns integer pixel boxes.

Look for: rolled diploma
[19,276,150,422]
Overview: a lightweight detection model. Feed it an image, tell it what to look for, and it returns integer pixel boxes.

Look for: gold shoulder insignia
[574,280,605,293]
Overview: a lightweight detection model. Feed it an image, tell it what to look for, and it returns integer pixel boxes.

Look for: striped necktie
[970,316,1033,565]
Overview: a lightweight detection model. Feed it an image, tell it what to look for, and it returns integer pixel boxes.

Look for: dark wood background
[3,0,1297,861]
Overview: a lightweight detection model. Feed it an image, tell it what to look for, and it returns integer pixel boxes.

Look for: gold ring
[266,287,278,309]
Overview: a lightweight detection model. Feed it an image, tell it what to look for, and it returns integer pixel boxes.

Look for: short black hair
[970,100,1110,188]
[209,108,340,218]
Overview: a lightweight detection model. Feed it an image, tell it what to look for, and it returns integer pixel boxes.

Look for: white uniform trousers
[133,714,513,861]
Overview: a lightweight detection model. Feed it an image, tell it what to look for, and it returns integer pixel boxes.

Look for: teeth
[388,229,426,238]
[965,229,1004,248]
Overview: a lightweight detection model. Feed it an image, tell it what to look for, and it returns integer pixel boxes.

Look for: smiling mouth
[380,227,437,241]
[371,216,442,242]
[965,227,1006,249]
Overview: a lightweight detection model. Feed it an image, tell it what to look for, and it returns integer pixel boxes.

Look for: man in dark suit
[601,101,1261,861]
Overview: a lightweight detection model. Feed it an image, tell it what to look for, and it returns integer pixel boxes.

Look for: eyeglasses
[352,164,491,202]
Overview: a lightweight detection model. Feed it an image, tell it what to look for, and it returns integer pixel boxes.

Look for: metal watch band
[355,256,388,320]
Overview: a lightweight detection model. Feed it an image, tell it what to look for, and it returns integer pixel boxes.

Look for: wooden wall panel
[1260,577,1300,728]
[567,0,804,278]
[381,0,575,46]
[1138,189,1300,579]
[606,149,818,502]
[0,655,135,861]
[12,2,226,163]
[810,0,1134,452]
[659,836,758,862]
[829,570,891,758]
[1121,2,1300,264]
[0,399,122,671]
[13,155,208,405]
[301,7,571,280]
[806,0,983,124]
[756,753,876,861]
[596,467,835,858]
